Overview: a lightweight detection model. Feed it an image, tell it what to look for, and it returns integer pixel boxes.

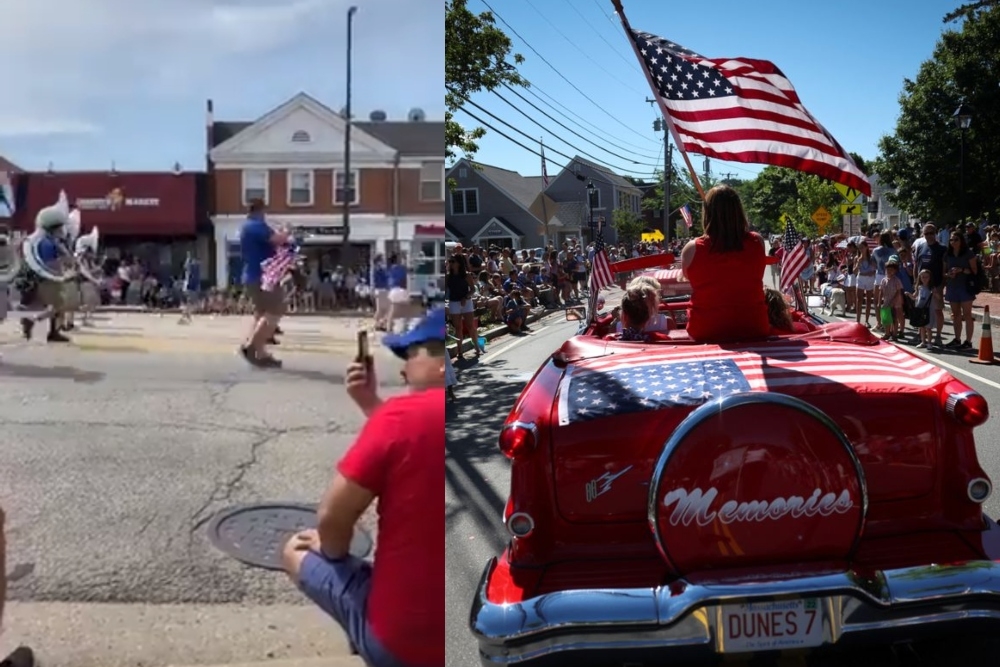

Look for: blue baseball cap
[383,307,447,359]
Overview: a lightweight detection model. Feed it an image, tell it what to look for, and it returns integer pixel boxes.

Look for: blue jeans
[297,552,413,667]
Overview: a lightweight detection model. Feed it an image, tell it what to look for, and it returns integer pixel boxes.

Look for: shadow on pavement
[0,362,105,384]
[446,358,520,558]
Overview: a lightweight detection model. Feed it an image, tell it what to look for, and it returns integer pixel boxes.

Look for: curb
[92,306,373,319]
[446,307,552,356]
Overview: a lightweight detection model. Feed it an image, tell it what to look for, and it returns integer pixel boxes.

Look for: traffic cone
[970,305,997,365]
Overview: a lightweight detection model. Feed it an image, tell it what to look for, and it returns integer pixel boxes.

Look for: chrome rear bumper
[471,551,1000,666]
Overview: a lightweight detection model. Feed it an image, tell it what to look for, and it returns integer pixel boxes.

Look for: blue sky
[1,0,443,172]
[455,0,958,184]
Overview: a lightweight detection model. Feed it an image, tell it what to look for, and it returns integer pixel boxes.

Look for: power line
[521,0,646,96]
[496,83,661,165]
[453,94,661,179]
[563,0,642,74]
[478,0,652,143]
[519,81,658,153]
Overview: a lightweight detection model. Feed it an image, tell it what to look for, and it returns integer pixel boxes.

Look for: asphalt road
[0,313,404,666]
[444,309,1000,667]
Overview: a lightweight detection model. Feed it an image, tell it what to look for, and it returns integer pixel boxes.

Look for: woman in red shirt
[681,185,770,342]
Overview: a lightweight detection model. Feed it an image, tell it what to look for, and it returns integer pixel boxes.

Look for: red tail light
[944,382,989,428]
[499,422,537,459]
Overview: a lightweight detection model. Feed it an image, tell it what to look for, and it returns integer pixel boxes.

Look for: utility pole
[646,97,672,242]
[703,157,710,185]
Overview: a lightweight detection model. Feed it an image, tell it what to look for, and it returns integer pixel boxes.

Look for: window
[291,130,311,143]
[334,169,359,205]
[420,161,445,201]
[451,188,479,215]
[241,170,268,205]
[287,169,313,206]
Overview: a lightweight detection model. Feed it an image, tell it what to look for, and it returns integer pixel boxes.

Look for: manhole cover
[207,502,373,570]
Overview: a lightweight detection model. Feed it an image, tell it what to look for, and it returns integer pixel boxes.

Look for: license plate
[717,599,824,652]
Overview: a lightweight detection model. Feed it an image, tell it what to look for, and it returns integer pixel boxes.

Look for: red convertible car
[470,256,997,665]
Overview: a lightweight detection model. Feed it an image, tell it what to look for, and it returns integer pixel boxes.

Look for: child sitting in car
[764,287,817,334]
[619,287,652,342]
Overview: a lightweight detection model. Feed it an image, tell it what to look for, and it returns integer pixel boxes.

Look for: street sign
[811,206,831,228]
[840,204,864,215]
[834,183,862,203]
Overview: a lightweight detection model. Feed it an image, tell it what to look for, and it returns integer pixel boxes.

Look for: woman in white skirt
[855,242,877,327]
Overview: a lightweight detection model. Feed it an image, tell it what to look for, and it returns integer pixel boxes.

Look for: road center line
[480,326,543,363]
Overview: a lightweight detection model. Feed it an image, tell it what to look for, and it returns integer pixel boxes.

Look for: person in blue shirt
[372,254,390,331]
[20,204,73,343]
[239,199,290,367]
[179,251,201,325]
[386,254,408,333]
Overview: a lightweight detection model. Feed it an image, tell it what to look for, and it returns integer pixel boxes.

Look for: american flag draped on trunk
[556,341,948,426]
[779,218,809,293]
[624,29,870,196]
[261,246,299,292]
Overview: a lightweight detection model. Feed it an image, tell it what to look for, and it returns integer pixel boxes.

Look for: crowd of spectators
[777,218,996,351]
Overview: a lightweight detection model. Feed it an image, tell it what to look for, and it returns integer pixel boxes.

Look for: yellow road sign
[840,204,864,215]
[834,183,862,203]
[811,206,831,227]
[779,213,791,225]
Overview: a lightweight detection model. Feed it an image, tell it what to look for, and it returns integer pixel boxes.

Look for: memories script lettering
[661,487,854,527]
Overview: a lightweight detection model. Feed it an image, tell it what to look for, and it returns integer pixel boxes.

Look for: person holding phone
[281,308,445,667]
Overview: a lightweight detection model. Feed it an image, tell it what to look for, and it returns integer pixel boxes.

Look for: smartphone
[356,330,370,364]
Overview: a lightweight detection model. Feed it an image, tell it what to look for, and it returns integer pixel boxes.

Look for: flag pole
[609,0,706,202]
[539,137,550,247]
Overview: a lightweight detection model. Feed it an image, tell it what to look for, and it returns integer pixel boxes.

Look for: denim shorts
[297,551,412,667]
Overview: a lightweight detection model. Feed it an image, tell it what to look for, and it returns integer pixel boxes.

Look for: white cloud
[0,0,347,136]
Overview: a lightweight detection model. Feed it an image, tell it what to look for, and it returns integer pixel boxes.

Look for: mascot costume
[18,191,102,342]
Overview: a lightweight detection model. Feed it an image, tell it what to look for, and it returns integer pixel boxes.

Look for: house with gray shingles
[543,156,643,245]
[866,173,917,231]
[446,158,548,249]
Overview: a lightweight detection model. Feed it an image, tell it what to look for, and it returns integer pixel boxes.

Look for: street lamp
[342,6,358,255]
[586,180,596,242]
[953,101,973,223]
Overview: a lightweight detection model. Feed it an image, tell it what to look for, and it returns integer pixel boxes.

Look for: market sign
[76,187,159,211]
[294,225,346,236]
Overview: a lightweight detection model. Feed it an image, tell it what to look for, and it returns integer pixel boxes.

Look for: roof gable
[209,92,396,164]
[447,158,546,224]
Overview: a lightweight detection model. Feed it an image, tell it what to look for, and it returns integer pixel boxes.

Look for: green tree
[445,0,527,161]
[875,6,1000,222]
[743,167,799,234]
[640,163,704,236]
[944,1,1000,22]
[783,175,841,239]
[612,206,645,247]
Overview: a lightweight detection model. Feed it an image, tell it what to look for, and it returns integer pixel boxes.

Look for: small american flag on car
[261,246,298,291]
[679,204,693,229]
[556,341,948,426]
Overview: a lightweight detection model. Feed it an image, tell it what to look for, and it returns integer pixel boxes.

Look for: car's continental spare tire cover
[648,392,867,574]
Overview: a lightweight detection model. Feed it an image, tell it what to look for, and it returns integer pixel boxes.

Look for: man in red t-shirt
[282,308,445,667]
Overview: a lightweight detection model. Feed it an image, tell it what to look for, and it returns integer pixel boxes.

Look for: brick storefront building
[207,92,444,286]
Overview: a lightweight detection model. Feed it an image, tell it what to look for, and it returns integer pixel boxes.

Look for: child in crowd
[879,257,904,342]
[912,269,937,350]
[504,288,529,335]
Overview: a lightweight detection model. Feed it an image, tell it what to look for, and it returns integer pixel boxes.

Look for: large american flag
[261,245,299,291]
[557,342,948,426]
[779,217,809,293]
[628,31,870,197]
[589,226,614,300]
